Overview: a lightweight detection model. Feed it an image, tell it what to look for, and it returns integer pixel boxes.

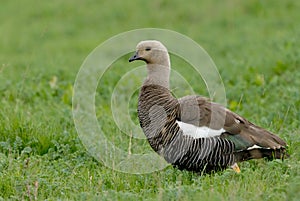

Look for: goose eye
[145,47,151,51]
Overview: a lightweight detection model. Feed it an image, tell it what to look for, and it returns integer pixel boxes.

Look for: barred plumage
[129,40,288,173]
[138,84,235,173]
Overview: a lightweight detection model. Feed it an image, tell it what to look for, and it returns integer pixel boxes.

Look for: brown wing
[177,95,287,150]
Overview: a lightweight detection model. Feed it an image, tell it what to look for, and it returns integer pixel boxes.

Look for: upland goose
[129,40,287,173]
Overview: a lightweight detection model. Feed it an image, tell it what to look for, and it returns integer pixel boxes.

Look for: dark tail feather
[239,125,287,149]
[234,148,288,162]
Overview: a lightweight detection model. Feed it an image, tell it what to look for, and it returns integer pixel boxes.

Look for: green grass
[0,0,300,200]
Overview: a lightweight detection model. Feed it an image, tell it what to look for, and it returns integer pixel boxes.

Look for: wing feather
[177,95,287,150]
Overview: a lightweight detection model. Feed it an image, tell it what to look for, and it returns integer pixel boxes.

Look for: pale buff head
[129,40,170,67]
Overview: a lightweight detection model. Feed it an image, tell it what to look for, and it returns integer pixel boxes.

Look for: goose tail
[234,147,288,162]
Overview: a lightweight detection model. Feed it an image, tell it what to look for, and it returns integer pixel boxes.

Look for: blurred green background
[0,0,299,200]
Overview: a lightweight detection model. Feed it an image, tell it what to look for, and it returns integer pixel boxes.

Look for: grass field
[1,0,300,200]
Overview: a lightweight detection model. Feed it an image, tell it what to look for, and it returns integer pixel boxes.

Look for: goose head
[129,40,170,67]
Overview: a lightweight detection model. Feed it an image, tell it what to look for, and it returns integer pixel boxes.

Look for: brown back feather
[177,95,287,151]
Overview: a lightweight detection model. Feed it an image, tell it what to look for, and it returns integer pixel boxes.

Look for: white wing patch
[176,120,225,139]
[247,145,269,150]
